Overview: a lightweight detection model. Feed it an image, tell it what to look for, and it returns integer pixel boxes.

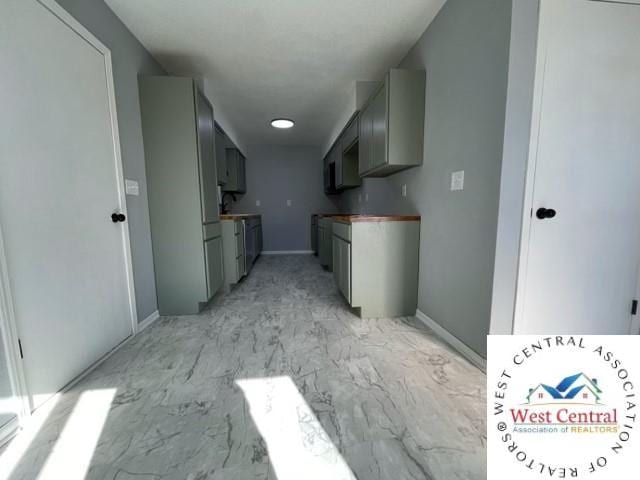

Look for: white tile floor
[2,255,486,480]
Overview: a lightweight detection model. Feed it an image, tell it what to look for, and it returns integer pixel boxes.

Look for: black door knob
[536,207,556,220]
[111,213,126,223]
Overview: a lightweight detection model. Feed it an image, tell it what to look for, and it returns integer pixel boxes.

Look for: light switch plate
[125,179,139,196]
[450,170,464,191]
[402,184,407,197]
[286,199,292,207]
[256,200,261,207]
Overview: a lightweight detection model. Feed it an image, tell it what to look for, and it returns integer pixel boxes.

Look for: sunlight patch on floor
[36,388,115,480]
[236,376,356,480]
[0,394,60,479]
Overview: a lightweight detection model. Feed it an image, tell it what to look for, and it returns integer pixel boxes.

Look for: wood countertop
[330,214,421,223]
[220,213,262,220]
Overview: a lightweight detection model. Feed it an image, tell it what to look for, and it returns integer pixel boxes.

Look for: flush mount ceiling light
[270,118,295,129]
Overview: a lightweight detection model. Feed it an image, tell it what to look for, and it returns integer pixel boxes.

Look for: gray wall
[57,0,164,321]
[490,0,539,335]
[232,145,340,252]
[339,0,513,357]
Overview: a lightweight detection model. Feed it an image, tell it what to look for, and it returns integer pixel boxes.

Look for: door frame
[513,0,639,335]
[0,0,139,438]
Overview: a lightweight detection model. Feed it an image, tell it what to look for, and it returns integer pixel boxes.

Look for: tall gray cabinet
[139,76,224,315]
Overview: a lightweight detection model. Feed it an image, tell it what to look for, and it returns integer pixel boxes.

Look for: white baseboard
[137,309,160,332]
[262,250,313,255]
[415,309,486,372]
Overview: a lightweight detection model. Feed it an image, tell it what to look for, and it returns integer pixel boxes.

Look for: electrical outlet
[286,199,292,207]
[256,200,261,207]
[451,170,465,191]
[401,184,407,197]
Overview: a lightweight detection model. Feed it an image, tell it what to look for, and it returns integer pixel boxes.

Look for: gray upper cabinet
[223,148,246,193]
[337,114,361,189]
[359,69,426,177]
[138,76,224,315]
[215,125,228,185]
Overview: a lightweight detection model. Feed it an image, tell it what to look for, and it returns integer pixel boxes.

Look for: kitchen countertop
[220,213,262,220]
[330,214,421,223]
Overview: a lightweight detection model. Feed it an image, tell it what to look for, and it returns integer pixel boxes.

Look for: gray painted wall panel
[57,0,165,321]
[232,146,339,252]
[339,0,512,357]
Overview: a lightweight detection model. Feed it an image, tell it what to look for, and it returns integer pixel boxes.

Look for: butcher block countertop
[220,213,261,220]
[331,214,420,223]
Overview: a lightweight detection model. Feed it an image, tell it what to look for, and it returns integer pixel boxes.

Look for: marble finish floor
[3,255,486,480]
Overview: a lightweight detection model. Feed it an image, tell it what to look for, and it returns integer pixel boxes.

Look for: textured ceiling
[106,0,446,147]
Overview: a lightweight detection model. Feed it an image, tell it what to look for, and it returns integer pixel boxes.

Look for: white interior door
[0,0,136,409]
[516,0,640,334]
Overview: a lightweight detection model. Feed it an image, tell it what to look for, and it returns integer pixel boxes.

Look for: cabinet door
[359,101,372,174]
[370,85,387,170]
[333,144,343,187]
[238,153,247,193]
[215,127,228,185]
[323,165,330,191]
[333,236,341,286]
[318,227,325,265]
[224,148,238,191]
[204,236,224,299]
[195,90,219,223]
[252,226,260,259]
[342,240,351,303]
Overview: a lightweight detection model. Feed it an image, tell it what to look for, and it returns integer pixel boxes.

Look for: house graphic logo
[526,372,602,405]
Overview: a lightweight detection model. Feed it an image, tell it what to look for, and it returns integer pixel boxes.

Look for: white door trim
[0,227,30,438]
[513,0,640,335]
[0,0,139,437]
[512,0,550,334]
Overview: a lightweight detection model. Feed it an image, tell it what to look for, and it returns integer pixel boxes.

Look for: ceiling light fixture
[270,118,295,129]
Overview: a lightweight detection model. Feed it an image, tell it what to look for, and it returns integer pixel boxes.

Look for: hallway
[4,255,485,480]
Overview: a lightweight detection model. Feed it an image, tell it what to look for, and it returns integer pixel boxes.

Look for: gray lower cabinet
[204,235,224,298]
[139,76,224,315]
[222,219,245,286]
[244,216,262,269]
[224,148,246,193]
[318,217,333,271]
[311,215,318,255]
[332,218,420,318]
[359,69,426,177]
[333,235,351,303]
